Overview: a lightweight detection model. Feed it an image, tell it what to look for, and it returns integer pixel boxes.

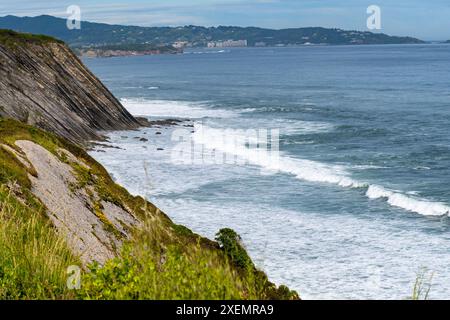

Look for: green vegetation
[0,118,80,299]
[0,29,64,48]
[80,43,179,52]
[0,186,79,299]
[0,147,32,189]
[79,222,258,299]
[76,222,298,300]
[72,44,181,57]
[79,221,298,300]
[215,228,253,270]
[0,117,69,156]
[0,15,424,48]
[0,118,298,300]
[410,268,434,300]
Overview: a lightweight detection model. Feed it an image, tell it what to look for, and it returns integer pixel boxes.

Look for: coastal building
[207,39,248,48]
[173,41,188,48]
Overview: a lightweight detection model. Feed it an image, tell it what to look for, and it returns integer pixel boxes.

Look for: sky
[1,0,450,40]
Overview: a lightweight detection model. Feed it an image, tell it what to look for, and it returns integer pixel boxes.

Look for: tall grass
[410,268,434,300]
[0,185,79,299]
[0,119,298,300]
[78,220,267,300]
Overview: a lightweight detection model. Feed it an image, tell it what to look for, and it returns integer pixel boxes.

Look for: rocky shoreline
[76,48,183,58]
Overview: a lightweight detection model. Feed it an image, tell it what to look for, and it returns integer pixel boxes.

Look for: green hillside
[0,118,299,300]
[0,15,424,48]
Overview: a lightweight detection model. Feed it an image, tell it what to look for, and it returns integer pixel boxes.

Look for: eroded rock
[15,140,138,265]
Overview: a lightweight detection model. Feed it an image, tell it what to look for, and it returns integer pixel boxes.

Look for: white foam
[193,124,450,217]
[240,107,258,113]
[281,120,333,135]
[366,185,450,216]
[184,49,230,55]
[236,113,333,135]
[120,98,236,119]
[352,164,390,170]
[240,105,317,114]
[192,124,364,187]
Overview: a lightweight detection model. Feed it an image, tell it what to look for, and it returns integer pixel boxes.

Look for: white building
[207,40,248,48]
[173,41,188,48]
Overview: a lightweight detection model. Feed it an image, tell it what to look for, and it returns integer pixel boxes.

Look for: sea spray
[120,98,236,119]
[190,124,450,217]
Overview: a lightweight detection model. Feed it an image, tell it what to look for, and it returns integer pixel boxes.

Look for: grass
[79,221,251,300]
[75,207,299,299]
[0,185,79,299]
[2,118,441,301]
[0,29,64,48]
[0,118,299,300]
[410,268,434,300]
[78,220,297,300]
[0,147,32,189]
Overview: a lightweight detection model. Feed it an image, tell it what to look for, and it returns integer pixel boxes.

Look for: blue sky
[2,0,450,40]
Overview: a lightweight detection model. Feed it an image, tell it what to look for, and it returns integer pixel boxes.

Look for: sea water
[85,44,450,299]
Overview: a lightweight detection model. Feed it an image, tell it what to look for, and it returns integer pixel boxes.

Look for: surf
[192,123,450,217]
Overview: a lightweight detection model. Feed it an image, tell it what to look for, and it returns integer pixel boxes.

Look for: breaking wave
[193,124,450,217]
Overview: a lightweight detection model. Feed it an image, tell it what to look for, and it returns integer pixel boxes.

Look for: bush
[78,223,255,300]
[0,119,299,300]
[215,228,253,270]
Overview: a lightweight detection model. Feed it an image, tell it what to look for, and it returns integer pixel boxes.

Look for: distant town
[0,15,426,58]
[176,39,315,49]
[206,39,248,48]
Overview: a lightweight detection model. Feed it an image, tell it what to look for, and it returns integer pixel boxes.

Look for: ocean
[84,44,450,299]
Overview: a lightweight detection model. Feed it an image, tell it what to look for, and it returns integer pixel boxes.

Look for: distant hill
[0,15,424,48]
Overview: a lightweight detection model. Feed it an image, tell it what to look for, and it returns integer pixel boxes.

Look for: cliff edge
[0,30,299,300]
[0,29,140,143]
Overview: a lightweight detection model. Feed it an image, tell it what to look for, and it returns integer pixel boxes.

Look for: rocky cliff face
[0,30,140,143]
[12,139,139,264]
[0,30,299,300]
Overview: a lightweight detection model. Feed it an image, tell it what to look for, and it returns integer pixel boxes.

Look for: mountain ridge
[0,15,424,48]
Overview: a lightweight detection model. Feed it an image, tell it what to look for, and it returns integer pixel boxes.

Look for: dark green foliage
[173,224,195,237]
[215,228,253,270]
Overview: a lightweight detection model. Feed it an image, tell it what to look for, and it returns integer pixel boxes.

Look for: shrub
[78,223,254,300]
[215,228,253,270]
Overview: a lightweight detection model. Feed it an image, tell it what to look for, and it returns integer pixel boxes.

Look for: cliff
[0,29,141,144]
[0,118,298,300]
[0,30,298,300]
